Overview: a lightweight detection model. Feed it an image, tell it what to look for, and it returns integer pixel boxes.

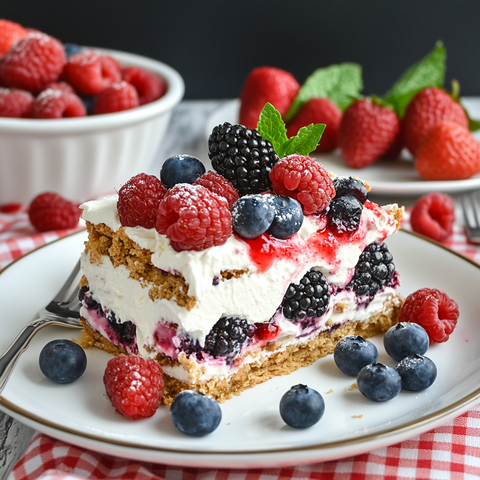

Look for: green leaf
[257,102,289,156]
[384,41,446,117]
[468,116,480,132]
[283,124,326,156]
[285,63,363,121]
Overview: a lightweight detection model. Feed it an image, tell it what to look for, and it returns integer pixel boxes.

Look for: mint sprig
[285,63,363,121]
[257,103,325,157]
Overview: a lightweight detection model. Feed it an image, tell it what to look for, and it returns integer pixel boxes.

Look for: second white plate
[205,98,480,195]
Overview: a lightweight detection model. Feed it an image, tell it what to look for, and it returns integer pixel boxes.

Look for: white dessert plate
[1,229,480,468]
[204,98,480,195]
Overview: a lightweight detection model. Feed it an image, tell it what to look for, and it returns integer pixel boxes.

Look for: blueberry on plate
[160,154,206,188]
[231,194,275,238]
[39,339,87,384]
[396,354,437,391]
[333,176,368,204]
[279,384,325,428]
[170,390,222,436]
[357,363,402,402]
[384,322,429,361]
[334,335,378,376]
[267,195,303,239]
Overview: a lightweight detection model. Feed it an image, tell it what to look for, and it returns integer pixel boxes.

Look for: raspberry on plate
[286,97,342,152]
[398,288,459,343]
[338,98,401,169]
[193,171,239,209]
[269,154,335,215]
[239,66,300,129]
[410,192,455,242]
[0,32,66,93]
[122,66,167,105]
[93,80,140,115]
[0,19,28,55]
[62,50,121,96]
[415,121,480,180]
[117,172,167,229]
[103,355,163,419]
[28,192,81,232]
[0,87,34,117]
[31,88,87,118]
[156,184,232,252]
[403,86,469,157]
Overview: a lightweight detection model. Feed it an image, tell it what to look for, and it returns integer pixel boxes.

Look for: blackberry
[327,196,363,233]
[208,122,279,196]
[204,316,254,360]
[78,285,89,302]
[107,310,137,348]
[348,242,395,296]
[282,269,330,322]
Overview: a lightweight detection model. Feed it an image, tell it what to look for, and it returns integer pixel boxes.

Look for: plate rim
[1,229,480,467]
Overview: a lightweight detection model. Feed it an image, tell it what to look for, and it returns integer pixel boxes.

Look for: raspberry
[239,66,300,129]
[122,66,167,105]
[103,355,163,419]
[43,81,75,94]
[31,89,87,118]
[0,87,34,117]
[398,288,459,343]
[403,87,469,157]
[93,81,140,115]
[269,154,335,215]
[62,50,121,96]
[193,171,239,209]
[410,192,455,242]
[338,98,401,168]
[286,97,342,152]
[0,19,28,55]
[28,192,80,232]
[155,184,232,252]
[117,173,167,229]
[0,32,65,93]
[0,202,22,213]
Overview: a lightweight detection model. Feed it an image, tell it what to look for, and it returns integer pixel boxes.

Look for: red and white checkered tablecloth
[3,206,480,480]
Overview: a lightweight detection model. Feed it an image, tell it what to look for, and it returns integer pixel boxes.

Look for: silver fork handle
[0,318,50,395]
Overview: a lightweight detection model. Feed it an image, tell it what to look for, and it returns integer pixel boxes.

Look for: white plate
[1,230,480,468]
[205,98,480,195]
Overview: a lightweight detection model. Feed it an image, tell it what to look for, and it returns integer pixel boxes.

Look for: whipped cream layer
[80,195,400,349]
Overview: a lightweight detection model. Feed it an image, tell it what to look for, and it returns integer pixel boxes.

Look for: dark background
[3,0,480,99]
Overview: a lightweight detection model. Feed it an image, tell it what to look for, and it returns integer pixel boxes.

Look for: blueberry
[160,154,206,188]
[267,196,304,239]
[357,363,402,402]
[64,43,82,58]
[334,335,378,376]
[170,390,222,436]
[279,384,325,428]
[384,322,429,361]
[396,354,437,391]
[333,176,368,203]
[80,95,96,115]
[39,339,87,384]
[231,194,275,238]
[327,196,363,234]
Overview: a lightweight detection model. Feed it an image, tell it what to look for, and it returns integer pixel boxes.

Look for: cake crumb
[345,383,358,392]
[326,389,334,394]
[352,414,363,419]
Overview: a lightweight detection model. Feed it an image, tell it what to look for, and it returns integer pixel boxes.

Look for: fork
[0,259,83,394]
[461,191,480,244]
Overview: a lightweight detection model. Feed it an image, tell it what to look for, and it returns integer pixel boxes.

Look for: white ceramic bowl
[0,48,184,204]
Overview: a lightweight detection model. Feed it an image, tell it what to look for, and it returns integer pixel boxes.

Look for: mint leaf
[384,41,446,117]
[257,102,289,156]
[282,124,326,156]
[257,103,325,156]
[285,63,363,121]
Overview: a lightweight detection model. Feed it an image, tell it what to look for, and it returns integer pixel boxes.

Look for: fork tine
[462,191,480,243]
[51,259,82,304]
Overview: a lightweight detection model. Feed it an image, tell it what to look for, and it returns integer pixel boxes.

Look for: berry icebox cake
[78,108,404,405]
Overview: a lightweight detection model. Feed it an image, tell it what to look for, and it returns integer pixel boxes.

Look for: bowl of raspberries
[0,19,184,205]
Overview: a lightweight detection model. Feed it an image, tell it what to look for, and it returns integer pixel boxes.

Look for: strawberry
[239,66,299,129]
[286,97,342,152]
[403,87,468,157]
[338,98,401,168]
[415,121,480,180]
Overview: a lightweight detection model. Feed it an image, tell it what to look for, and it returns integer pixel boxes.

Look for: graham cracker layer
[79,294,402,405]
